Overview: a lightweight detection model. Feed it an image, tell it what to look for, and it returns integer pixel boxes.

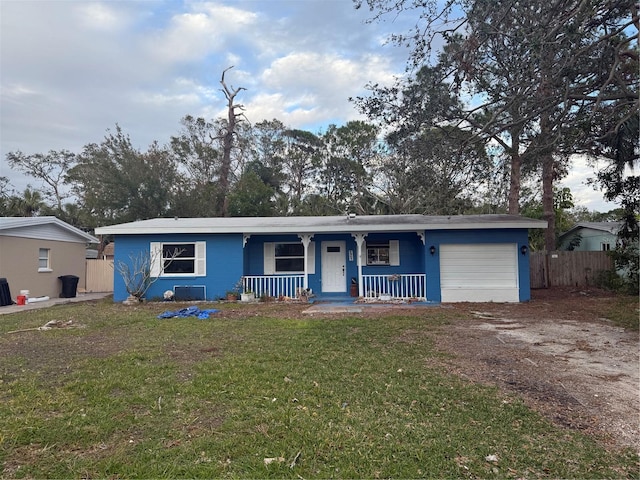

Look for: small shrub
[596,244,639,295]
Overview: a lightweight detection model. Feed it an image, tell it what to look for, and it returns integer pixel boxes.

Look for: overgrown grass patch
[604,294,639,331]
[0,302,637,478]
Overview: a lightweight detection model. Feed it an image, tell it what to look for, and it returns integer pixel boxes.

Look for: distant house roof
[95,214,547,236]
[559,221,623,241]
[0,216,99,244]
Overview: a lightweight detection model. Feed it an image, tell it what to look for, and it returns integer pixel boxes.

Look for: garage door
[440,243,519,302]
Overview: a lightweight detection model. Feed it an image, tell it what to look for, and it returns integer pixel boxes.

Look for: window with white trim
[163,243,196,273]
[38,248,51,271]
[264,241,315,274]
[601,242,611,251]
[150,242,206,277]
[367,242,389,265]
[365,240,400,266]
[275,243,305,272]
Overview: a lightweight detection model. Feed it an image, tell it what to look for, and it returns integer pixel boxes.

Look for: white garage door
[440,243,519,302]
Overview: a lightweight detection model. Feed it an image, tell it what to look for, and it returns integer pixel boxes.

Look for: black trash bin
[58,275,79,298]
[0,278,13,306]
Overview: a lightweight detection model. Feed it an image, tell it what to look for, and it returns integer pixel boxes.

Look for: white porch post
[352,233,367,297]
[298,234,313,290]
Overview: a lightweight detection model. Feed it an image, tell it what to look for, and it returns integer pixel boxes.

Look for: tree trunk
[217,66,245,217]
[507,126,522,214]
[541,148,556,251]
[218,103,235,217]
[539,53,556,252]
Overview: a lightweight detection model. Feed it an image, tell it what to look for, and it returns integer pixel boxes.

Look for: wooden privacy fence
[530,251,614,288]
[85,259,114,292]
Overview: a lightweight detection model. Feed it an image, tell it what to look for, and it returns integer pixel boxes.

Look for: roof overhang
[559,221,623,240]
[0,216,99,243]
[94,214,547,236]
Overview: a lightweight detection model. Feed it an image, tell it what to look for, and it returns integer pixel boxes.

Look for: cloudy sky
[0,0,617,212]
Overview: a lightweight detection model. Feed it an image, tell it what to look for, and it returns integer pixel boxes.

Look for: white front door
[321,241,346,293]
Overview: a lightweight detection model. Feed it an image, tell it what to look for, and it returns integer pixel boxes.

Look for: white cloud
[253,51,396,127]
[0,0,413,192]
[143,4,257,64]
[74,3,125,31]
[1,83,42,102]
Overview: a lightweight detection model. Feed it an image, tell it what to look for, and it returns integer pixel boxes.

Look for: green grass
[0,301,637,478]
[605,294,640,331]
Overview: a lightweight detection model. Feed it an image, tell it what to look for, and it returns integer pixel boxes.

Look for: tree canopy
[354,0,638,251]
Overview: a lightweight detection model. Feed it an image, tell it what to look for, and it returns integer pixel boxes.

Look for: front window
[275,243,305,272]
[162,243,195,274]
[38,248,51,271]
[367,242,390,265]
[601,243,611,251]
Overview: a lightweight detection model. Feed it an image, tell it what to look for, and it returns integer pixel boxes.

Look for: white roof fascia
[95,215,547,236]
[0,216,99,243]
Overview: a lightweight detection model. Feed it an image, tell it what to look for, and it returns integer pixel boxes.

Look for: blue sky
[0,0,617,212]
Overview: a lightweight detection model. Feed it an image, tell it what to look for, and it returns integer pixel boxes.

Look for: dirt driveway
[432,288,639,453]
[223,289,638,453]
[254,288,638,453]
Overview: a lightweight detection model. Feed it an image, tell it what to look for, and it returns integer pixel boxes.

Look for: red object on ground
[16,295,26,305]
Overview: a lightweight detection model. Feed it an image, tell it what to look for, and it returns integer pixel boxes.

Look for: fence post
[544,250,550,288]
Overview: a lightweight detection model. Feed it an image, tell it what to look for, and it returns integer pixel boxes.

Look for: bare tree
[217,66,247,216]
[115,247,184,302]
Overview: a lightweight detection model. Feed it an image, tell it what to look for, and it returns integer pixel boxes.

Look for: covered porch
[241,229,428,301]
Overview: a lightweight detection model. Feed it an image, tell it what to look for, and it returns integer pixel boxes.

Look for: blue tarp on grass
[157,306,220,320]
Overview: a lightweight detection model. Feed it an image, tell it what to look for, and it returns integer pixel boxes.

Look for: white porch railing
[242,275,305,299]
[242,273,426,300]
[362,273,426,300]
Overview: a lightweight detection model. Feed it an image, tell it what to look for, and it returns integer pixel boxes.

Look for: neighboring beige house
[0,216,98,300]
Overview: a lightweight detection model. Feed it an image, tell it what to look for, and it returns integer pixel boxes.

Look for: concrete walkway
[303,298,437,314]
[0,292,112,315]
[304,303,365,314]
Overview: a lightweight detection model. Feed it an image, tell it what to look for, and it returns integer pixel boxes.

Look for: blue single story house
[94,214,546,303]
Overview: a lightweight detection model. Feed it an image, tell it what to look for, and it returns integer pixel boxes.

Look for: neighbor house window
[150,242,206,277]
[38,248,51,271]
[601,242,611,251]
[364,240,400,266]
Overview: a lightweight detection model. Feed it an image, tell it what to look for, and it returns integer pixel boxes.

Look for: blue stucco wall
[112,228,531,302]
[113,233,244,302]
[423,228,531,302]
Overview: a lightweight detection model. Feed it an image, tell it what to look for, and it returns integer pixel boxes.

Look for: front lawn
[0,300,636,478]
